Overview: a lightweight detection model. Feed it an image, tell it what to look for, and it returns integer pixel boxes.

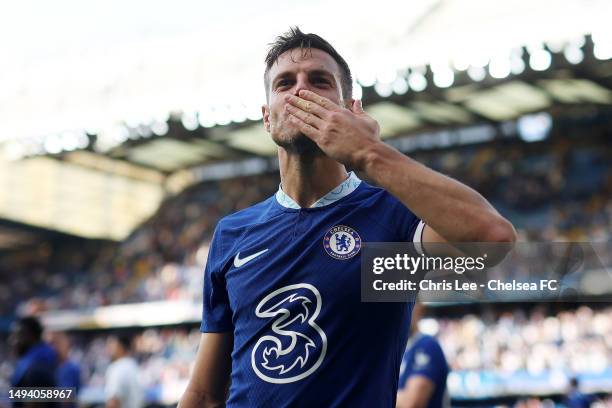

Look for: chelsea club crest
[323,225,361,260]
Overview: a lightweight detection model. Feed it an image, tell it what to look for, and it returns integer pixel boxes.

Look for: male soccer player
[104,336,144,408]
[564,377,593,408]
[9,316,58,408]
[397,303,449,408]
[49,332,82,408]
[179,27,515,407]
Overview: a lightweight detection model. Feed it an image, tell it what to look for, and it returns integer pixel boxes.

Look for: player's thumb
[351,99,364,114]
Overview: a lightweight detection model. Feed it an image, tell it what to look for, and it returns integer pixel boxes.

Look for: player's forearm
[362,142,516,243]
[396,393,428,408]
[178,388,226,408]
[105,398,120,408]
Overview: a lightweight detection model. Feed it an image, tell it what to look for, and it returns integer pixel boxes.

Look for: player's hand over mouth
[284,89,381,170]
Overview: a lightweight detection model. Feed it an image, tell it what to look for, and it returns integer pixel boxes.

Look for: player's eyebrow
[272,69,335,85]
[272,71,293,85]
[308,69,334,79]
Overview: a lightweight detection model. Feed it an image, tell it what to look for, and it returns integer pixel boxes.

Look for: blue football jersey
[201,172,424,407]
[398,334,449,408]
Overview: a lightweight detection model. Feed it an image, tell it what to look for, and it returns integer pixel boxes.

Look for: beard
[275,133,323,156]
[272,120,324,156]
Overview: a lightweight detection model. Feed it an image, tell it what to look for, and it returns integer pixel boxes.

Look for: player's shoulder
[64,360,80,372]
[216,195,281,232]
[414,334,446,358]
[345,180,394,204]
[415,333,441,347]
[346,180,412,213]
[210,195,284,259]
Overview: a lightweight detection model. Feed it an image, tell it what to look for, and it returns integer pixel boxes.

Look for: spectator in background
[397,303,449,408]
[105,335,144,408]
[9,316,58,407]
[48,332,81,407]
[564,377,593,408]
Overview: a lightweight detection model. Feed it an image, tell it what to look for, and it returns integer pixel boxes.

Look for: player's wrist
[361,142,404,180]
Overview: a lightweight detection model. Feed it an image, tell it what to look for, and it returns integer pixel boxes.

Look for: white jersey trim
[413,220,426,255]
[275,171,362,209]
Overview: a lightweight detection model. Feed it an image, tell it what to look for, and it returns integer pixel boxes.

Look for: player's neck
[278,149,348,208]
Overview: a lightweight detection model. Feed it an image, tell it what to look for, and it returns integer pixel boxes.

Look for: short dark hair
[18,316,43,340]
[264,26,353,101]
[117,335,133,351]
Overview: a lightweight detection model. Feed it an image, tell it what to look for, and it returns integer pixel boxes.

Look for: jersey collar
[275,171,362,209]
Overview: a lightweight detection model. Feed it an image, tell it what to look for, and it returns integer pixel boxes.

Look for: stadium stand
[0,129,610,406]
[2,306,610,406]
[1,131,609,316]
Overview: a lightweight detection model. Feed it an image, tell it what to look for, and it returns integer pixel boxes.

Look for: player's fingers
[351,99,364,114]
[297,90,342,112]
[285,104,324,129]
[285,94,328,120]
[287,113,321,141]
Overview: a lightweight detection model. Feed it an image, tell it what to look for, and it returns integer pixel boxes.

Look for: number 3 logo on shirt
[251,283,327,384]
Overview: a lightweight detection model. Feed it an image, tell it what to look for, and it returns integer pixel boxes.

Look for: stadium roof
[0,218,95,252]
[1,0,610,152]
[0,0,611,242]
[41,55,612,170]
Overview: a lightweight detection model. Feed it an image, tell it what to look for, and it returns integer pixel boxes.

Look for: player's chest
[223,210,395,312]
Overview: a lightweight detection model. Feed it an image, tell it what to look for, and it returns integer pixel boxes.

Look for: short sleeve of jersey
[57,362,81,390]
[200,225,233,332]
[405,336,447,384]
[385,192,425,248]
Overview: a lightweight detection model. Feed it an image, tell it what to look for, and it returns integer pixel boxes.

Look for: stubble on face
[274,131,323,156]
[269,87,323,157]
[266,49,344,157]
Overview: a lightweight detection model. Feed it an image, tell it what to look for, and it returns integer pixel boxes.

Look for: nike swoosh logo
[233,248,269,268]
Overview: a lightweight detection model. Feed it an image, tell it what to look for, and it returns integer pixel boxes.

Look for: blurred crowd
[72,328,199,394]
[0,317,143,408]
[436,305,611,375]
[410,138,611,241]
[2,305,609,405]
[0,175,280,315]
[0,136,609,317]
[509,395,612,408]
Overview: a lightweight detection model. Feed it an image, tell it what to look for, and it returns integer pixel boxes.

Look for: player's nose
[293,73,313,96]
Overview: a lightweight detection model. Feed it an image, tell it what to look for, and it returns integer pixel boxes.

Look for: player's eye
[276,79,292,89]
[313,78,330,86]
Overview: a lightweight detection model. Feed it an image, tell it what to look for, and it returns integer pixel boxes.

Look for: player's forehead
[269,48,341,80]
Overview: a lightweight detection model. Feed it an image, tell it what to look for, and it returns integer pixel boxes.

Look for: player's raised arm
[285,90,517,252]
[178,332,233,408]
[360,141,516,247]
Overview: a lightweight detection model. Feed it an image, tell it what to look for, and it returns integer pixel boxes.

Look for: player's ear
[262,105,270,133]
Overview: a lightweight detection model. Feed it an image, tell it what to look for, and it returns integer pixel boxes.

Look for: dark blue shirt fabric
[201,173,424,407]
[11,342,58,407]
[398,334,449,408]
